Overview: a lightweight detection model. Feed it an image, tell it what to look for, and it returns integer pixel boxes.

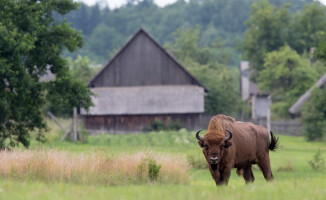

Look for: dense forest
[56,0,315,65]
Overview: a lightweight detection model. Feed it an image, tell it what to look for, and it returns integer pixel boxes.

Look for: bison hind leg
[243,165,255,183]
[236,168,243,176]
[257,155,274,181]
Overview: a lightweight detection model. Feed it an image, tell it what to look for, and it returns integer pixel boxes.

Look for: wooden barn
[81,28,208,133]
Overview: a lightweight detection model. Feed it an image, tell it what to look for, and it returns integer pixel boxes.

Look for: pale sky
[78,0,326,8]
[77,0,179,8]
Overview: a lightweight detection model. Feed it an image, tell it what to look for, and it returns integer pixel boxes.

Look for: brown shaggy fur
[197,114,278,186]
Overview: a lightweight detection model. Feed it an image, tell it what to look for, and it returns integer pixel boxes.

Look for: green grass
[1,128,326,200]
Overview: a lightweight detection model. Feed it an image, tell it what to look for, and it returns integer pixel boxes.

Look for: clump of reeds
[0,149,189,185]
[277,160,295,172]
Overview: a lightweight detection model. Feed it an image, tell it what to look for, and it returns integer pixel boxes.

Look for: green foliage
[148,159,162,181]
[137,157,161,182]
[145,119,165,132]
[301,88,326,140]
[291,4,326,54]
[68,55,99,84]
[57,0,313,65]
[187,154,207,169]
[144,119,183,132]
[0,0,93,149]
[258,45,318,117]
[242,1,326,80]
[167,27,242,115]
[308,149,325,171]
[241,1,291,74]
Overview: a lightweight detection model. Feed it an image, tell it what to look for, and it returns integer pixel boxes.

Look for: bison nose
[210,157,219,164]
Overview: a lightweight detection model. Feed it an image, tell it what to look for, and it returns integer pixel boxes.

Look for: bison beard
[211,164,218,171]
[196,114,279,186]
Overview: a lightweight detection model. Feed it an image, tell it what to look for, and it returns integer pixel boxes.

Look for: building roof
[81,85,205,115]
[88,27,208,92]
[289,73,326,114]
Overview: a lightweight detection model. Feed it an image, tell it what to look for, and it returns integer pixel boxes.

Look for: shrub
[137,157,162,182]
[301,88,326,141]
[187,154,207,169]
[309,149,325,171]
[148,159,161,181]
[144,119,165,131]
[277,160,295,172]
[144,119,183,132]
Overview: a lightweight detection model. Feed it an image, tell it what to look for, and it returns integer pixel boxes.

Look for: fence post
[71,107,78,142]
[267,107,271,133]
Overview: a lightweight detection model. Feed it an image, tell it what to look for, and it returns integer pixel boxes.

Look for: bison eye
[220,145,224,150]
[204,145,209,150]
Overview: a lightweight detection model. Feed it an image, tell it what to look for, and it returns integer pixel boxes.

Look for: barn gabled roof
[88,27,208,92]
[289,73,326,114]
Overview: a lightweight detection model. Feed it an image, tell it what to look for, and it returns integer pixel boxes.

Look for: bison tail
[269,131,279,151]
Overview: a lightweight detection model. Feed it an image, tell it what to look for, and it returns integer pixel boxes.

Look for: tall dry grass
[0,149,189,185]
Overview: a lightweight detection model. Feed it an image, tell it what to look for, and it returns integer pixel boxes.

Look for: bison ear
[224,141,232,148]
[198,140,204,148]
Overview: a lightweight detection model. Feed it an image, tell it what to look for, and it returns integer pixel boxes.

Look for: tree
[290,4,326,54]
[166,27,241,115]
[69,55,99,84]
[241,1,291,77]
[86,23,124,63]
[301,87,326,140]
[0,0,93,149]
[258,45,318,117]
[242,2,326,81]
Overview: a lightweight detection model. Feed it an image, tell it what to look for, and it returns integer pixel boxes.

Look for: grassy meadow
[0,120,326,200]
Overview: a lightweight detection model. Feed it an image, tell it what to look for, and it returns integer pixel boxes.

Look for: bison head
[196,129,233,170]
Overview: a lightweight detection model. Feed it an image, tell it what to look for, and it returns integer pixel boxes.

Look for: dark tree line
[55,0,315,64]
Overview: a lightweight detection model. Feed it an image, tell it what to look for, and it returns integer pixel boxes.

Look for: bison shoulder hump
[215,114,236,123]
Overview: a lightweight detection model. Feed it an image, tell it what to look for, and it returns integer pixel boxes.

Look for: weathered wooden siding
[90,31,197,87]
[81,86,204,115]
[84,114,202,134]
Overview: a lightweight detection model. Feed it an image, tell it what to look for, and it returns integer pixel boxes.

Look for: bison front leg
[212,171,222,185]
[220,168,232,185]
[209,166,222,185]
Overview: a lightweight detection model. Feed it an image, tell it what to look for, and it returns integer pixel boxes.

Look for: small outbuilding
[240,61,271,120]
[81,28,208,133]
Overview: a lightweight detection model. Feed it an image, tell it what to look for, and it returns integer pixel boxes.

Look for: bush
[301,88,326,141]
[309,149,325,171]
[137,157,162,182]
[148,159,161,181]
[144,119,183,132]
[187,154,207,169]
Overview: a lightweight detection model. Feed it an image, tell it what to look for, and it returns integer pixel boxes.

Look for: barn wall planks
[84,114,202,134]
[91,31,195,87]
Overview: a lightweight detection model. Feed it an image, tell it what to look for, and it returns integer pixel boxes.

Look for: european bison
[196,114,278,185]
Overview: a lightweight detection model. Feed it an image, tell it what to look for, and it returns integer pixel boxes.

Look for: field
[0,126,326,200]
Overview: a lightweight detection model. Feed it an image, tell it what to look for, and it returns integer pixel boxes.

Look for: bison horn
[225,129,233,141]
[196,130,204,141]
